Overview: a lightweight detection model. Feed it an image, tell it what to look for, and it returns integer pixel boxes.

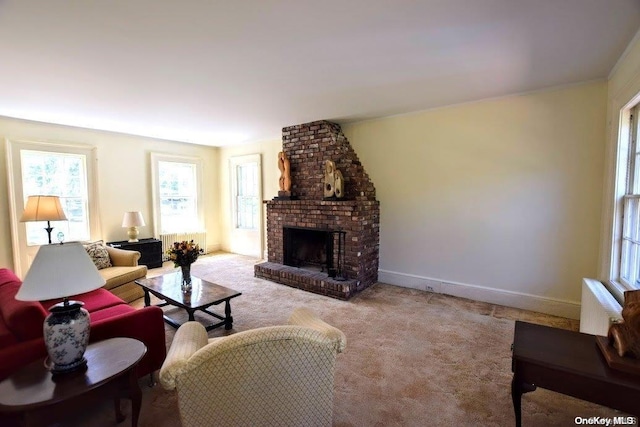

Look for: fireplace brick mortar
[255,120,380,299]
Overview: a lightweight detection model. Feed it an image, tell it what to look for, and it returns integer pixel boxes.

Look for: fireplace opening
[283,227,338,274]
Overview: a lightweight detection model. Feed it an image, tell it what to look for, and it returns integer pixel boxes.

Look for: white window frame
[150,152,204,236]
[5,139,101,276]
[607,98,640,302]
[230,154,261,230]
[618,105,640,289]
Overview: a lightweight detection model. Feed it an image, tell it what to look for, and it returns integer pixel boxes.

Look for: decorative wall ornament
[324,160,344,199]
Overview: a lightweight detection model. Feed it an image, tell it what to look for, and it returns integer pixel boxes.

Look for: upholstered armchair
[159,308,346,427]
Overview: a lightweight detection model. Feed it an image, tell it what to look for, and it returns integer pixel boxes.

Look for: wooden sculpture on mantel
[608,289,640,359]
[324,160,344,199]
[277,151,292,199]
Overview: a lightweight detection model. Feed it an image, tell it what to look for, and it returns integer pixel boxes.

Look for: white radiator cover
[579,278,622,336]
[159,232,208,258]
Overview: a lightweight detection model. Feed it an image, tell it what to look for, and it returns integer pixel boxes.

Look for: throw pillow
[84,241,112,270]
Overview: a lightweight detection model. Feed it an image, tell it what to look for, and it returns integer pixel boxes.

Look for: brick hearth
[254,120,380,300]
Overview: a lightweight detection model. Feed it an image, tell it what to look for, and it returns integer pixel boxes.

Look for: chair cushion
[89,304,134,323]
[99,266,146,289]
[84,241,112,270]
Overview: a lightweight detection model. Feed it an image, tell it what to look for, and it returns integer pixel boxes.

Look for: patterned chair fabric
[159,308,346,427]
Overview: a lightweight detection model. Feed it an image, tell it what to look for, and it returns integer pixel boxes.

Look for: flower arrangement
[167,240,202,267]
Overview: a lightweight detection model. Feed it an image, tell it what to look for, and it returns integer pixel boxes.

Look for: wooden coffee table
[135,272,242,331]
[0,337,146,427]
[511,321,640,427]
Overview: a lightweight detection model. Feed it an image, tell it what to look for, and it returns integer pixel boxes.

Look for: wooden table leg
[511,375,523,427]
[114,396,125,423]
[129,369,142,427]
[511,373,536,427]
[224,299,233,330]
[143,289,151,307]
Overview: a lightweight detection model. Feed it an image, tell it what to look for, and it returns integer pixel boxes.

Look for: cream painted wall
[218,139,282,256]
[0,117,219,271]
[343,81,607,318]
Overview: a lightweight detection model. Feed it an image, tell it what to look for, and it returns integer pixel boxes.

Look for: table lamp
[16,242,106,374]
[20,195,68,244]
[122,211,145,242]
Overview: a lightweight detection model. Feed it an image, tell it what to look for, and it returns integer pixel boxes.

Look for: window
[6,140,99,277]
[20,150,91,245]
[234,162,259,229]
[620,106,640,289]
[151,153,203,235]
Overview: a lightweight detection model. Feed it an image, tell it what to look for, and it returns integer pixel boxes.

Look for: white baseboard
[377,269,581,320]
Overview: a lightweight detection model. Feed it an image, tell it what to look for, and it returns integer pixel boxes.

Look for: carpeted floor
[65,252,634,426]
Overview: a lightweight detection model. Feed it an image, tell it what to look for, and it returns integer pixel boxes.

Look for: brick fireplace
[254,120,380,299]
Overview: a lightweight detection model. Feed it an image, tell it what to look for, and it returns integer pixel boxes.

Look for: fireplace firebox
[283,227,346,278]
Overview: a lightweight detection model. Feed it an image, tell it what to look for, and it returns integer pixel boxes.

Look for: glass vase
[180,264,192,293]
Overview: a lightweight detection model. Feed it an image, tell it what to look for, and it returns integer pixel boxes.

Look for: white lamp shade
[16,242,106,301]
[122,211,145,227]
[20,195,68,222]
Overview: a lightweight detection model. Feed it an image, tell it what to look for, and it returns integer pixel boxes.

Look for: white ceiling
[1,1,639,146]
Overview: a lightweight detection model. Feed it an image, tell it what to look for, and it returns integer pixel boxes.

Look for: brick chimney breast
[256,120,380,300]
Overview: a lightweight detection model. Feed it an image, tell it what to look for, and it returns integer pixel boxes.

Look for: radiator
[579,278,623,336]
[159,231,208,259]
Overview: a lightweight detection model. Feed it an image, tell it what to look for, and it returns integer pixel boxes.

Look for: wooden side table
[511,321,640,427]
[0,337,146,427]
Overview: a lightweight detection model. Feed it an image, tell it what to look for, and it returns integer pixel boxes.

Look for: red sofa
[0,268,166,381]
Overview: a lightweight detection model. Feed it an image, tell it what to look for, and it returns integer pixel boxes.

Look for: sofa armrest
[106,246,141,267]
[288,307,347,353]
[90,306,166,377]
[159,321,209,390]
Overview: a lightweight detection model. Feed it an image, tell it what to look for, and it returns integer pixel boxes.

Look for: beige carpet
[64,253,633,426]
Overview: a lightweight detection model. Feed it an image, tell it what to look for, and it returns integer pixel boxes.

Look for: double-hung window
[234,162,259,230]
[151,153,204,235]
[20,149,91,244]
[6,140,98,276]
[619,105,640,290]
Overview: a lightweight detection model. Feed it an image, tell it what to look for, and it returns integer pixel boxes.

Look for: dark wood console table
[511,321,640,427]
[108,238,163,268]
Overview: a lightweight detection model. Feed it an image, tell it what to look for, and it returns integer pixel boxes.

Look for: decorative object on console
[122,211,145,242]
[323,160,344,199]
[595,289,640,376]
[167,240,201,293]
[608,290,640,358]
[16,242,106,374]
[20,195,68,244]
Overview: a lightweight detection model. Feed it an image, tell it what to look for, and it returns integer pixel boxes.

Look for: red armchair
[0,268,166,381]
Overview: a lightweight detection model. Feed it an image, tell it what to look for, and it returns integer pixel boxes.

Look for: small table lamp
[20,195,68,244]
[16,242,106,374]
[122,211,145,242]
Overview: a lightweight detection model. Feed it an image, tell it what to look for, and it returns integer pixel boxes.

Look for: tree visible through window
[158,160,199,233]
[20,150,90,245]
